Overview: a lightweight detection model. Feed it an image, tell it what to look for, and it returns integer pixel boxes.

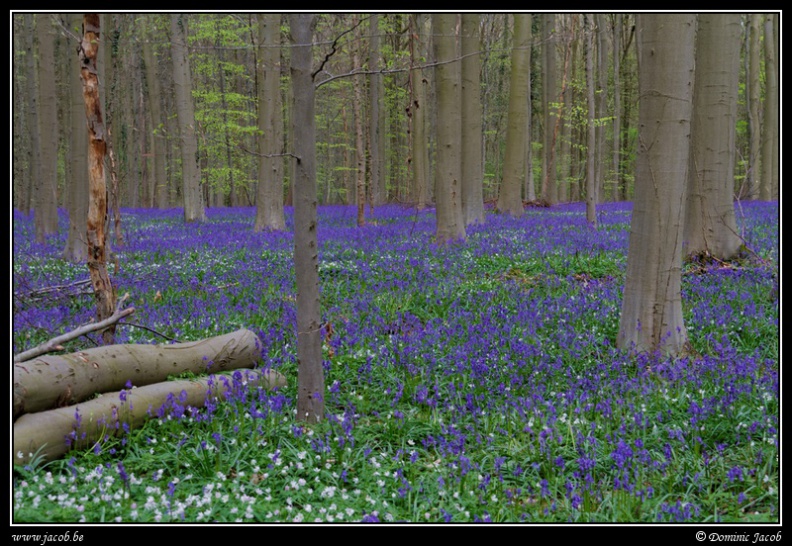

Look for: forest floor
[12,201,779,525]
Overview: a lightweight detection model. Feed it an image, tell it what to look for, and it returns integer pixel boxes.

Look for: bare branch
[120,322,182,344]
[14,307,135,364]
[312,15,370,80]
[236,141,300,161]
[315,50,485,90]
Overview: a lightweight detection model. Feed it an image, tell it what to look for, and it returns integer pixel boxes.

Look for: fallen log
[13,328,266,420]
[13,368,286,467]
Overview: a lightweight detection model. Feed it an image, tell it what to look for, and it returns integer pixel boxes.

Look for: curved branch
[14,307,135,364]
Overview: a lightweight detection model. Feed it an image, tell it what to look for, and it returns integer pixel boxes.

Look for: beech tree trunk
[760,14,778,201]
[63,14,89,263]
[409,14,430,210]
[14,369,285,467]
[254,13,286,231]
[170,14,207,223]
[13,328,268,420]
[369,14,386,207]
[79,14,116,345]
[352,45,367,227]
[541,14,558,205]
[142,18,168,209]
[289,14,324,424]
[497,14,530,218]
[585,15,598,226]
[36,14,59,243]
[617,14,696,356]
[23,14,41,216]
[461,13,485,225]
[432,13,466,243]
[746,14,762,200]
[683,13,742,260]
[612,14,622,200]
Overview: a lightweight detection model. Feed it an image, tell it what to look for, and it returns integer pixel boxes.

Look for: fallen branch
[13,307,135,364]
[14,278,94,303]
[13,368,286,467]
[13,328,264,420]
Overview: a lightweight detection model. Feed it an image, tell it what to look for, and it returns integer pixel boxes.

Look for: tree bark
[523,15,536,203]
[497,14,531,218]
[369,14,386,207]
[585,15,598,226]
[35,14,59,243]
[409,14,430,210]
[13,327,271,420]
[460,14,485,225]
[432,13,466,243]
[63,14,89,263]
[254,13,286,231]
[617,14,696,356]
[760,14,778,201]
[14,368,286,467]
[352,45,367,227]
[289,14,324,424]
[595,14,608,202]
[683,13,742,260]
[22,14,41,215]
[612,14,622,200]
[80,14,117,346]
[170,14,207,223]
[142,18,168,209]
[541,14,558,205]
[746,14,762,200]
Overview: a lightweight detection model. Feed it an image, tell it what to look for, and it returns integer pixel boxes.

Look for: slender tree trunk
[369,14,386,206]
[498,14,531,218]
[617,14,696,356]
[760,14,778,200]
[432,13,465,243]
[566,17,581,202]
[746,14,762,200]
[22,14,41,215]
[289,13,324,424]
[36,14,59,242]
[142,21,168,209]
[541,14,558,204]
[254,13,286,231]
[342,105,352,205]
[352,46,367,227]
[63,14,89,263]
[217,52,236,206]
[410,14,430,210]
[595,14,608,201]
[619,17,637,201]
[170,14,207,223]
[12,16,25,210]
[524,16,536,202]
[80,13,117,345]
[104,18,124,247]
[612,14,622,201]
[461,14,485,225]
[585,15,597,227]
[683,14,742,260]
[135,72,146,208]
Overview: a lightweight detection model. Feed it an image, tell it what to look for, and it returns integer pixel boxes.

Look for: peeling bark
[79,13,116,345]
